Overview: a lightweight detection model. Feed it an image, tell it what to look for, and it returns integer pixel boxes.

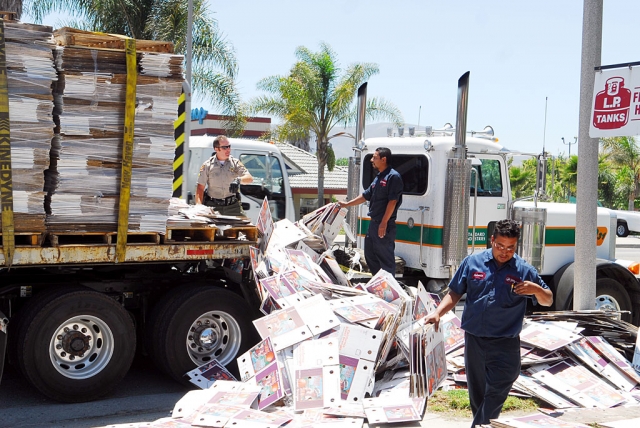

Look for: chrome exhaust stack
[346,83,367,245]
[442,72,472,268]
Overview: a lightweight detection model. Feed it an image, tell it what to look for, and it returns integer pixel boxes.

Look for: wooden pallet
[54,27,174,53]
[164,227,217,243]
[48,231,161,246]
[221,226,258,242]
[0,232,45,247]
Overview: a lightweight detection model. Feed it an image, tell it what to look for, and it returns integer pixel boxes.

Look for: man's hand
[229,177,241,193]
[513,281,554,307]
[378,220,387,238]
[424,312,441,331]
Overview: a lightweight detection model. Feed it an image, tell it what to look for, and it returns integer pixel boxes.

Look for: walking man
[196,136,253,216]
[424,219,553,427]
[339,147,403,275]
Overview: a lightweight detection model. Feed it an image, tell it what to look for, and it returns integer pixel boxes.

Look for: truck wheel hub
[62,331,90,355]
[186,310,242,367]
[595,294,620,312]
[50,315,115,380]
[194,327,219,350]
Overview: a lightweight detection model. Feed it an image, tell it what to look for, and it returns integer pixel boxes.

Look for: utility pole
[562,136,578,157]
[574,0,602,312]
[183,0,193,201]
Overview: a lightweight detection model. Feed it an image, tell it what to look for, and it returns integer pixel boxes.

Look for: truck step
[0,232,46,247]
[48,231,161,246]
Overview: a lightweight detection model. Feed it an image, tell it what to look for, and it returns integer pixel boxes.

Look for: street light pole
[182,0,193,201]
[562,136,577,157]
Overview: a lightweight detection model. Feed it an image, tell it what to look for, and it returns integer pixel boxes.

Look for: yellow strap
[115,38,137,263]
[0,20,15,267]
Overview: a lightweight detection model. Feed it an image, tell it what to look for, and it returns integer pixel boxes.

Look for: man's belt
[205,194,239,206]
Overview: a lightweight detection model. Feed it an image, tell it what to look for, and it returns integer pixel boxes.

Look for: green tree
[251,43,403,207]
[558,155,578,200]
[509,158,536,199]
[601,136,640,211]
[26,0,245,134]
[335,157,349,167]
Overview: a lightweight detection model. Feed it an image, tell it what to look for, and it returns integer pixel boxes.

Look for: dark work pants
[464,332,521,427]
[364,220,396,275]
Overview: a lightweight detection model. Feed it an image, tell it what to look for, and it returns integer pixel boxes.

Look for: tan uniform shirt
[197,155,248,199]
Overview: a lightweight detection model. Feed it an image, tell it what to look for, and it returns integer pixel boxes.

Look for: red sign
[590,66,640,138]
[592,77,631,130]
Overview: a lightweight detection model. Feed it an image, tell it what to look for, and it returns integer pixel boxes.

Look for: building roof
[276,142,348,191]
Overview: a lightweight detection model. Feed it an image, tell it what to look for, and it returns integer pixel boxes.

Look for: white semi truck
[344,75,640,326]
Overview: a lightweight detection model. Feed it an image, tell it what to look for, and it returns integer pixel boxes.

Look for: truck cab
[354,128,640,325]
[356,133,511,282]
[187,137,295,222]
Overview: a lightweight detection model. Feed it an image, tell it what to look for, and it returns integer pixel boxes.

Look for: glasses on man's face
[217,145,231,150]
[492,241,516,253]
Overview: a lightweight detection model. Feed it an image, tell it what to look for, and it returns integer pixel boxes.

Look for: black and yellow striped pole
[0,20,15,267]
[173,90,186,198]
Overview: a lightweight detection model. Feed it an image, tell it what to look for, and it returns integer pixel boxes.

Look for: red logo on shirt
[505,275,522,285]
[472,271,486,280]
[380,179,387,187]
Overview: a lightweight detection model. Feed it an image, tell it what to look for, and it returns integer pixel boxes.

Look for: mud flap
[0,310,7,385]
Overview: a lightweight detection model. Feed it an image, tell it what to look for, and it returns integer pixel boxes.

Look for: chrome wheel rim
[595,294,621,312]
[49,315,114,379]
[186,310,242,366]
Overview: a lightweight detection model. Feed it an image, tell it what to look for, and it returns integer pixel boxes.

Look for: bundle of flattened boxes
[1,22,182,236]
[148,203,640,428]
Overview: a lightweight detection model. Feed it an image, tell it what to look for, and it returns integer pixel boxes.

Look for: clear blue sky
[29,1,640,157]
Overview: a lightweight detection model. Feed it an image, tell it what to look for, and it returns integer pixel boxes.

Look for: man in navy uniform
[339,147,403,275]
[425,219,553,427]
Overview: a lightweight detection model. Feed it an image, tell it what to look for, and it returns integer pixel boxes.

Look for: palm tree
[25,0,245,133]
[0,1,22,18]
[601,136,640,210]
[559,155,578,200]
[251,43,403,207]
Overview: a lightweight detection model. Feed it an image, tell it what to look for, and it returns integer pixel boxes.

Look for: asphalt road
[0,355,188,428]
[0,238,639,428]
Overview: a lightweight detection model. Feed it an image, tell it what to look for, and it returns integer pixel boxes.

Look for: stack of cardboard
[44,28,183,233]
[129,201,455,427]
[1,22,57,232]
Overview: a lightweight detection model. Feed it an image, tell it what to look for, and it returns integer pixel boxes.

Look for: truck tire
[14,288,136,402]
[616,221,630,237]
[595,278,633,322]
[147,286,258,383]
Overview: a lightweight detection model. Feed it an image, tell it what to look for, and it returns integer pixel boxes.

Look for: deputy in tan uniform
[195,136,253,216]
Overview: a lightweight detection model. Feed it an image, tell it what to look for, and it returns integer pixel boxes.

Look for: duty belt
[206,194,239,206]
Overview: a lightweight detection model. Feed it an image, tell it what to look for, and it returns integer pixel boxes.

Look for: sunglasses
[217,145,231,150]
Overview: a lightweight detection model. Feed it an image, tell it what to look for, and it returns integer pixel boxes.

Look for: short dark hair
[493,219,521,239]
[213,135,228,148]
[376,147,392,163]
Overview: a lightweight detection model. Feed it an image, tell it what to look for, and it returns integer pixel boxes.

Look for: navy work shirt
[362,167,403,222]
[448,248,549,338]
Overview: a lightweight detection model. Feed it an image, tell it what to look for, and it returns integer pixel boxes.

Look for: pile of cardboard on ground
[106,201,453,428]
[438,310,640,412]
[44,27,183,233]
[1,22,57,232]
[102,202,640,427]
